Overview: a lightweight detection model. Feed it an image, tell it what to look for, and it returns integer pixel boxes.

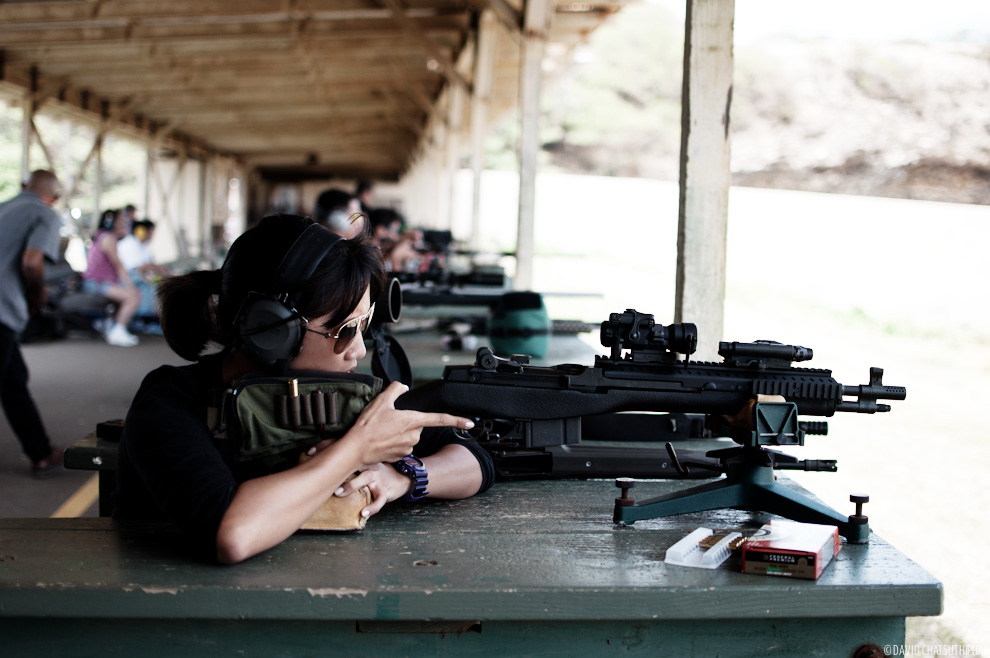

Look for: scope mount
[600,309,698,362]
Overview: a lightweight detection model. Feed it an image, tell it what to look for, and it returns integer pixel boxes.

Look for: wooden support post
[199,157,209,261]
[431,123,445,229]
[674,0,734,359]
[32,119,57,175]
[516,0,553,291]
[150,148,189,261]
[60,100,134,231]
[443,84,465,230]
[485,0,524,43]
[143,144,152,215]
[20,89,34,181]
[176,149,190,259]
[62,133,103,214]
[94,138,103,227]
[471,11,498,252]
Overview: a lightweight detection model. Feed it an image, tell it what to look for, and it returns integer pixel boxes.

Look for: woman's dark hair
[98,209,119,232]
[157,213,386,362]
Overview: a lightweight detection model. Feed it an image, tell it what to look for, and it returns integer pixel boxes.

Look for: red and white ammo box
[741,520,841,580]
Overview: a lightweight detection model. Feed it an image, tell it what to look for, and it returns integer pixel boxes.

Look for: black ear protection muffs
[234,223,344,366]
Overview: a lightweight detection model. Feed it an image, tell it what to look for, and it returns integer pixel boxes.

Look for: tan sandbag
[297,458,372,531]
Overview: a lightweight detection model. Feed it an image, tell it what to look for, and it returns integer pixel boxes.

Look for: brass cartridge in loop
[288,378,301,431]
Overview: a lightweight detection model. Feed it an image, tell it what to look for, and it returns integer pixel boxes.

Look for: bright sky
[648,0,990,44]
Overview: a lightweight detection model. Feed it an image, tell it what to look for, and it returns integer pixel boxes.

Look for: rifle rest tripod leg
[749,479,870,543]
[614,465,870,543]
[613,477,751,524]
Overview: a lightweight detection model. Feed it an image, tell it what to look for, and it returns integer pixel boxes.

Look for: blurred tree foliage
[488,1,990,204]
[0,107,24,201]
[0,99,143,234]
[488,1,684,179]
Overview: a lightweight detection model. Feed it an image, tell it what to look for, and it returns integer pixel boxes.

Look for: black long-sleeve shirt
[113,352,494,557]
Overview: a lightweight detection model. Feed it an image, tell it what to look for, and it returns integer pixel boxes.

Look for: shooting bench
[0,480,940,657]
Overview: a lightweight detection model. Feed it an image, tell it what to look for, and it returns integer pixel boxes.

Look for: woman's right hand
[321,381,475,467]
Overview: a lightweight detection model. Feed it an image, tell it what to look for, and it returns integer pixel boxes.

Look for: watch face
[395,455,429,501]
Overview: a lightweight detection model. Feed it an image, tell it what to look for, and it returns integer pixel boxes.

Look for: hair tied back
[210,268,223,294]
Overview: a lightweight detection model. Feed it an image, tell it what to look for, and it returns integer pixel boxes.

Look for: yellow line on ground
[50,474,99,518]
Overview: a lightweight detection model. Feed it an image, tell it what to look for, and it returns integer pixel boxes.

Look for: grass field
[455,170,990,652]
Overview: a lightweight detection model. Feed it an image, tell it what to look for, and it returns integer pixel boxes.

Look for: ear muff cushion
[237,294,305,365]
[235,223,343,365]
[273,224,343,291]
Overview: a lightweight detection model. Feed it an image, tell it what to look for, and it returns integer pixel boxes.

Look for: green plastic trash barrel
[488,291,551,359]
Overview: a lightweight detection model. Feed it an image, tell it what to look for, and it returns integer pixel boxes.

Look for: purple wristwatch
[392,454,429,501]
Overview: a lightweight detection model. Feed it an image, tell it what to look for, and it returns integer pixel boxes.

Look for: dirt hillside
[534,2,990,207]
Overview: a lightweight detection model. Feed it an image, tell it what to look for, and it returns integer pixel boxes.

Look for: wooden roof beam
[166,110,419,132]
[0,13,469,46]
[483,0,524,45]
[1,64,223,158]
[376,0,473,95]
[0,1,476,23]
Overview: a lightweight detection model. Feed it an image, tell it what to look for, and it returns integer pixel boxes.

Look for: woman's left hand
[332,462,412,519]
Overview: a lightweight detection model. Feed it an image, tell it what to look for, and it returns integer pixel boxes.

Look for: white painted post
[143,144,152,217]
[199,157,210,261]
[674,0,735,359]
[95,138,103,226]
[20,91,33,182]
[177,149,189,259]
[516,0,553,291]
[471,11,498,252]
[444,84,464,230]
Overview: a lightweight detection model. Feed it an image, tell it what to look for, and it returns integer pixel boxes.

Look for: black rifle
[399,308,904,474]
[398,309,906,541]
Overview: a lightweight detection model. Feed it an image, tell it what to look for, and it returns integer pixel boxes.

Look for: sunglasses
[303,302,375,354]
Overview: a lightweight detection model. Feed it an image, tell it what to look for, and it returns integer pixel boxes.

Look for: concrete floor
[0,333,186,518]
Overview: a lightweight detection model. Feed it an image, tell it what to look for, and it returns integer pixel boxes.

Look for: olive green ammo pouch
[219,370,383,474]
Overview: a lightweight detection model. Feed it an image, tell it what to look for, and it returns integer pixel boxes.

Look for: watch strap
[393,454,429,501]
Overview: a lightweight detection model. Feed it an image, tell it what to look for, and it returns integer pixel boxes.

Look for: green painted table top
[0,479,941,622]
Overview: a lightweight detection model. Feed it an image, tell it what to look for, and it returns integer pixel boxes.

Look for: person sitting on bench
[81,209,142,347]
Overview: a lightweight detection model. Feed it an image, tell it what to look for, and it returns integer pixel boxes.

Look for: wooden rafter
[483,0,524,44]
[375,0,473,95]
[0,0,627,180]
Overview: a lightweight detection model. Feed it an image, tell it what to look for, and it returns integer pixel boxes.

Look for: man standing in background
[0,170,64,478]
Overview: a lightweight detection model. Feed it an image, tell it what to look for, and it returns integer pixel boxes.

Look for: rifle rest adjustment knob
[615,478,635,506]
[849,493,869,525]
